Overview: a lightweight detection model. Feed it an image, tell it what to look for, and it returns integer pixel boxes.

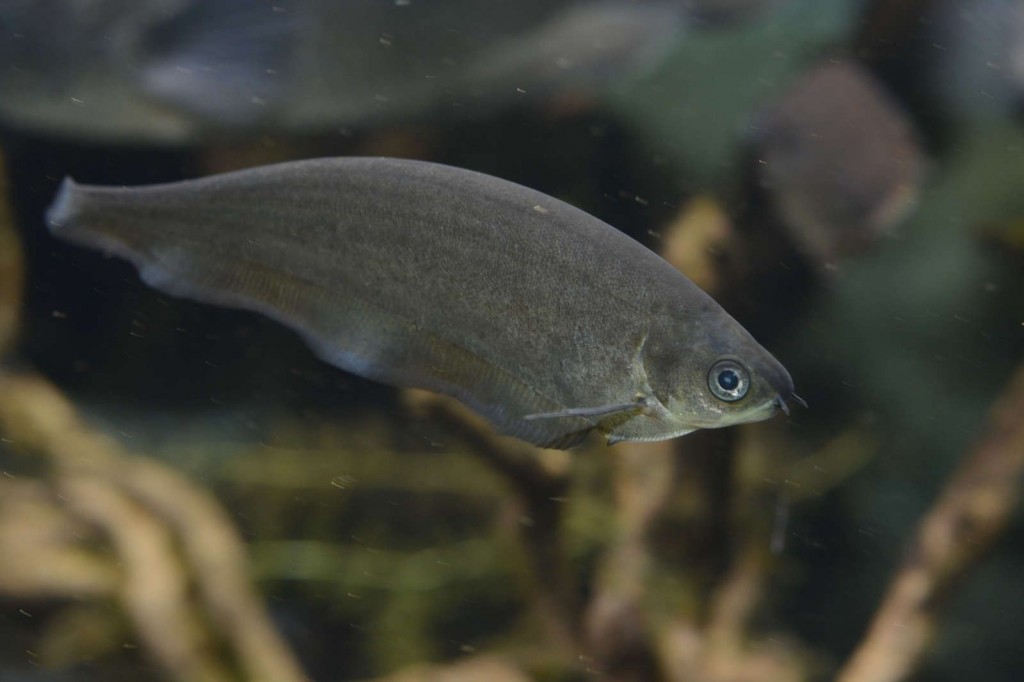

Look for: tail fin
[45,177,79,235]
[43,177,140,259]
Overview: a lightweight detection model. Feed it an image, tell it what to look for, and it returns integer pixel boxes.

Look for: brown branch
[837,363,1024,682]
[583,439,676,681]
[0,478,119,598]
[0,372,309,681]
[113,455,309,682]
[659,619,808,682]
[371,654,532,682]
[59,475,234,682]
[0,149,22,357]
[401,389,579,653]
[401,388,571,494]
[646,421,828,682]
[703,545,766,653]
[697,424,779,656]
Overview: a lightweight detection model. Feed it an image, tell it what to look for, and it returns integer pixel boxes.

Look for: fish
[681,0,789,27]
[927,0,1024,123]
[45,157,797,449]
[749,60,924,266]
[0,0,683,143]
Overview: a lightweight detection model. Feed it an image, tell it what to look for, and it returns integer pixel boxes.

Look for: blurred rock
[749,59,925,266]
[605,0,860,190]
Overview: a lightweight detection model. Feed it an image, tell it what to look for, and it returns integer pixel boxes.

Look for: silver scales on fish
[46,157,801,449]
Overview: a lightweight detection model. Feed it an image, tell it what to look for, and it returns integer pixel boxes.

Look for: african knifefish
[0,0,682,143]
[46,158,798,448]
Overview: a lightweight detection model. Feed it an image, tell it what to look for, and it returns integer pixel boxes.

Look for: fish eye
[708,359,749,402]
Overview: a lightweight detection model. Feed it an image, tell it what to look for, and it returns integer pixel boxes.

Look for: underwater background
[1,0,1023,680]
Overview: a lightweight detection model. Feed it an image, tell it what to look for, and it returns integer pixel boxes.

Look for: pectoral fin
[526,400,651,448]
[529,397,678,447]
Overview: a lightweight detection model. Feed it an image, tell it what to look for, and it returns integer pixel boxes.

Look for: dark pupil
[717,369,739,391]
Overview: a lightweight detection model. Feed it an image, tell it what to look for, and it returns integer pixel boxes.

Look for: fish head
[644,310,797,434]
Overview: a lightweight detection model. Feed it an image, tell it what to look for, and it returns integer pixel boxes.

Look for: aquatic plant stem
[837,363,1024,682]
[0,150,22,358]
[583,439,675,680]
[402,389,580,654]
[0,373,309,682]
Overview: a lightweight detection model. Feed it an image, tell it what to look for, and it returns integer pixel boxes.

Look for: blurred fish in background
[927,0,1024,125]
[680,0,789,26]
[854,0,1024,144]
[748,60,926,267]
[0,0,685,144]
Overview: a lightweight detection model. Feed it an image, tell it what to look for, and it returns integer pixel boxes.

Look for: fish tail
[45,177,79,236]
[44,177,147,260]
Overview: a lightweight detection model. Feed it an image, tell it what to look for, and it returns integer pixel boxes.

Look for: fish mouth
[708,394,789,428]
[677,390,806,430]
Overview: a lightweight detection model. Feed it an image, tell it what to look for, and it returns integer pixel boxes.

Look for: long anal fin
[525,401,645,422]
[535,427,595,450]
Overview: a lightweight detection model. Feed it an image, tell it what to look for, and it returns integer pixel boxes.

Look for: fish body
[0,0,683,143]
[681,0,788,26]
[46,158,794,448]
[928,0,1024,123]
